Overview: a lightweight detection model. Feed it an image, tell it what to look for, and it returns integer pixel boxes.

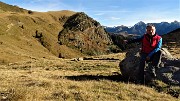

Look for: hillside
[0,2,119,63]
[0,1,26,13]
[0,2,91,63]
[0,2,179,100]
[162,28,180,58]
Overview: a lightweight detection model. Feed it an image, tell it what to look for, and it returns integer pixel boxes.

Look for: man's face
[146,27,155,36]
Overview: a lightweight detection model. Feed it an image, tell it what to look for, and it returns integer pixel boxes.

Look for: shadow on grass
[64,73,126,82]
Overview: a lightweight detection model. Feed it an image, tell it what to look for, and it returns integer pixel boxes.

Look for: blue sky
[1,0,179,26]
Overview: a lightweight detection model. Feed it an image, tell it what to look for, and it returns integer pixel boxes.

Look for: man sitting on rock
[124,24,162,84]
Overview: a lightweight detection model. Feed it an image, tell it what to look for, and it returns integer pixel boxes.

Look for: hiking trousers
[138,50,162,84]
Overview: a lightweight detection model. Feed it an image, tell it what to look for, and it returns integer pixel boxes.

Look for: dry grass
[169,47,180,59]
[0,10,77,63]
[0,53,179,101]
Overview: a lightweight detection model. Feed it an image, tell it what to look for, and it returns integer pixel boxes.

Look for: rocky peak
[171,20,180,25]
[58,12,114,55]
[63,12,101,31]
[134,21,146,26]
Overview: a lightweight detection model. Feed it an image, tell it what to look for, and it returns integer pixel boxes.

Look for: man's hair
[146,24,156,33]
[146,24,155,29]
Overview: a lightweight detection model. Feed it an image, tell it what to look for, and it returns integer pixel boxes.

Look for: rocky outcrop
[58,12,114,55]
[119,48,180,85]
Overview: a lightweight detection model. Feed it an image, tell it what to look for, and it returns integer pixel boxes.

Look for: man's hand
[123,40,128,44]
[146,56,150,61]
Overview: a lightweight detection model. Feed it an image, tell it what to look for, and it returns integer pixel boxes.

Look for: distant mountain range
[104,21,180,35]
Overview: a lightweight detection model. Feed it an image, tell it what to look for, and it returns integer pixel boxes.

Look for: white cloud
[110,17,121,20]
[92,10,132,13]
[94,13,105,16]
[15,0,72,12]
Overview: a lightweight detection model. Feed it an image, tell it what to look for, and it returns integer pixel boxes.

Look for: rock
[58,12,113,56]
[71,57,84,61]
[119,48,180,85]
[77,57,84,61]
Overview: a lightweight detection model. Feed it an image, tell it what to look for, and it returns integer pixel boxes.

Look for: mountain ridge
[105,21,180,35]
[0,1,27,13]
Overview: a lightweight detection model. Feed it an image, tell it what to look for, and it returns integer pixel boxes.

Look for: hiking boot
[150,71,156,78]
[135,80,145,85]
[148,66,157,78]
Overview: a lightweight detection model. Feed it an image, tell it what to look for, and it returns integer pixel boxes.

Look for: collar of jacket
[146,33,157,38]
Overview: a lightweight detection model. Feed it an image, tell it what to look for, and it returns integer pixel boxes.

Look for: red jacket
[141,34,161,54]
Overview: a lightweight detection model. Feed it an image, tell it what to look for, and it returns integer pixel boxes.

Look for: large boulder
[119,48,180,85]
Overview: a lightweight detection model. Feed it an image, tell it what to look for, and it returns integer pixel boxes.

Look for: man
[124,24,162,84]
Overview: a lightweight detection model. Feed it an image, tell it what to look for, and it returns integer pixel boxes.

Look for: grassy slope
[0,10,86,63]
[162,28,180,59]
[0,53,178,100]
[0,12,55,63]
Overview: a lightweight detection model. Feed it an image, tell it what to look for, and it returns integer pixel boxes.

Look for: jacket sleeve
[127,36,143,44]
[148,38,162,57]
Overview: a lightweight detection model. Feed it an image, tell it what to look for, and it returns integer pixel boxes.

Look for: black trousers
[138,50,162,84]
